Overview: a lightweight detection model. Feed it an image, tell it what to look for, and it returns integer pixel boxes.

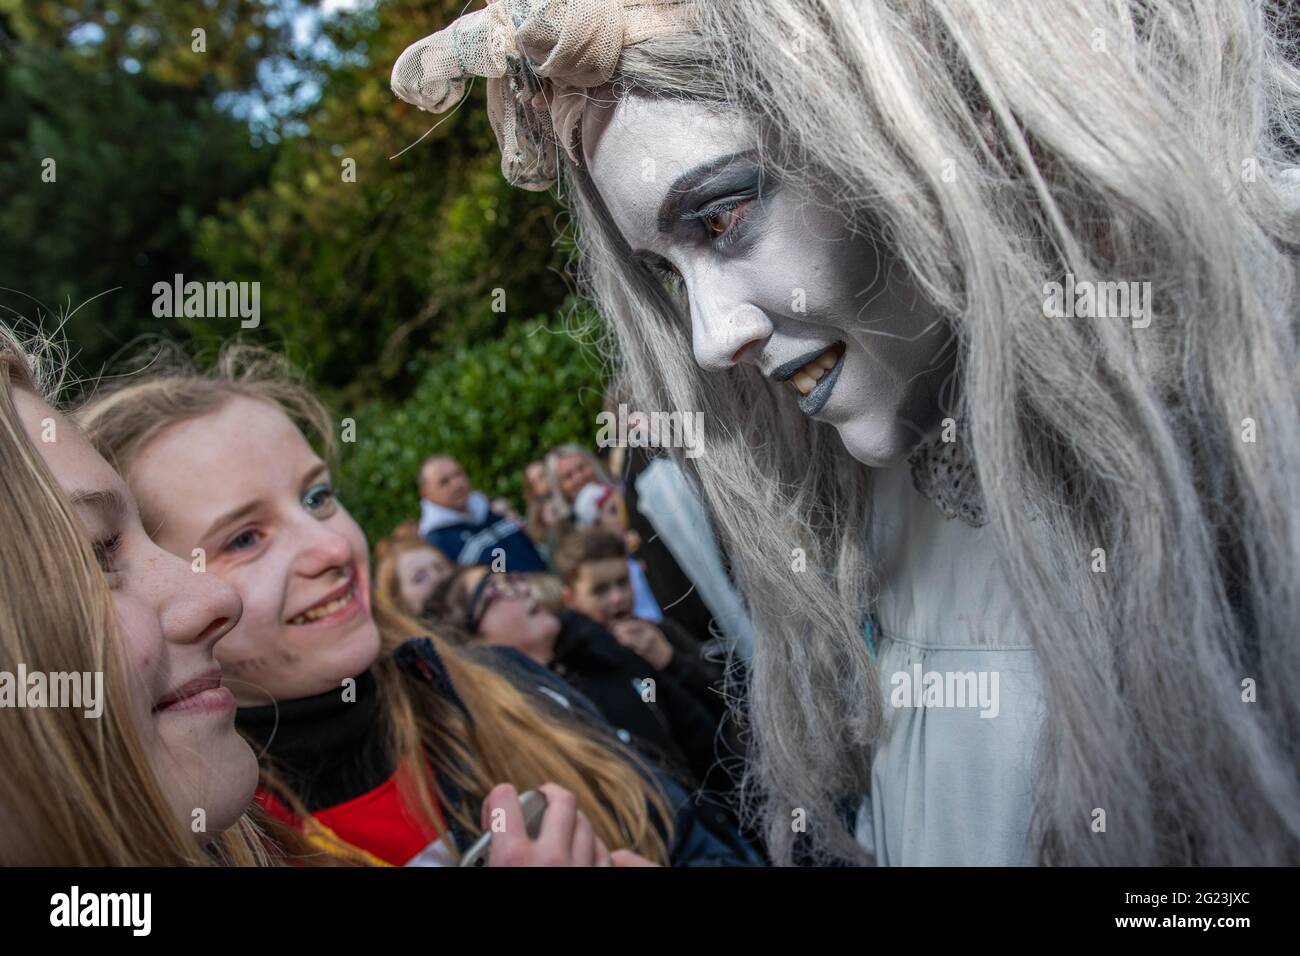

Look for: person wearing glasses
[431,567,725,802]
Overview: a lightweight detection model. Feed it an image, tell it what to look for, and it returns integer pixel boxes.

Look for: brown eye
[702,199,750,239]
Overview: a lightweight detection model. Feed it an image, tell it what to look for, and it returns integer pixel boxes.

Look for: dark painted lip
[769,343,842,383]
[797,348,846,417]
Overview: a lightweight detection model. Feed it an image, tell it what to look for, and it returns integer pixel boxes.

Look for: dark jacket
[621,445,719,638]
[548,610,730,791]
[656,615,728,722]
[420,492,546,572]
[398,637,763,866]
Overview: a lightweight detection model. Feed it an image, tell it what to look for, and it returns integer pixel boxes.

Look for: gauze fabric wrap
[390,0,695,191]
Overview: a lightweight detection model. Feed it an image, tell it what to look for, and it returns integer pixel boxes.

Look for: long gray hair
[558,0,1300,864]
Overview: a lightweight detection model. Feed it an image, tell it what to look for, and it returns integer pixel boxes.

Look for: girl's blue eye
[227,530,260,551]
[303,483,337,514]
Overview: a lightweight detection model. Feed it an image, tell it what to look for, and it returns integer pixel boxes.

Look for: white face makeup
[13,390,257,838]
[582,94,954,467]
[125,396,381,706]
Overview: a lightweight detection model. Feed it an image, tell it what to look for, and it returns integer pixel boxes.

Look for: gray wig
[558,0,1300,864]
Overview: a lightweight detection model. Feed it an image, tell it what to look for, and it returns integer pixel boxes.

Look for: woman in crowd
[375,525,455,619]
[0,324,266,865]
[544,443,611,525]
[391,0,1300,864]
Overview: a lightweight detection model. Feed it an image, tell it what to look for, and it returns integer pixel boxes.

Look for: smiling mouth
[154,669,229,713]
[771,342,847,417]
[287,584,357,625]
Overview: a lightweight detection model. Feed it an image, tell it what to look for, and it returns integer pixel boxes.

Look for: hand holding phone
[460,782,616,867]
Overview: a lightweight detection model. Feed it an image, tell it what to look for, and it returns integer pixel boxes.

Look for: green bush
[334,306,610,544]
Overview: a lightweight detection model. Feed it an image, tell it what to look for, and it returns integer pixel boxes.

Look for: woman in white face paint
[391,0,1300,865]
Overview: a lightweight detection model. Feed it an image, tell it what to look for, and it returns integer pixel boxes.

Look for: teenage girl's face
[14,390,257,838]
[125,396,381,706]
[583,94,953,467]
[396,545,452,616]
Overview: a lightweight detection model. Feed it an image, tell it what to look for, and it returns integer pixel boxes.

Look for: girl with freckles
[0,324,267,865]
[391,0,1300,864]
[79,345,752,867]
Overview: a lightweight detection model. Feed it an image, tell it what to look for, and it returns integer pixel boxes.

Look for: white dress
[854,461,1044,865]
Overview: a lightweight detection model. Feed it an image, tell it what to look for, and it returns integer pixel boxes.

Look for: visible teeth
[789,345,842,395]
[290,588,353,625]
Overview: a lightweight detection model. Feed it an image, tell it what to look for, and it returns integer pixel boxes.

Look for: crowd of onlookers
[376,441,759,851]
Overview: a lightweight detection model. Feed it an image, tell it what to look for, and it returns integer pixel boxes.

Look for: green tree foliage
[2,0,300,92]
[334,308,609,543]
[190,0,572,405]
[1,0,596,525]
[0,5,278,366]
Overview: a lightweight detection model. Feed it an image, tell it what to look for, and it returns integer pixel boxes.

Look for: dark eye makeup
[640,163,770,296]
[682,192,757,250]
[645,253,684,291]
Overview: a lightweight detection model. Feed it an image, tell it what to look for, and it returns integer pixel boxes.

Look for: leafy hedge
[334,307,610,544]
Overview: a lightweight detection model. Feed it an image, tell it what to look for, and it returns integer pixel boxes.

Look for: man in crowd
[417,454,545,572]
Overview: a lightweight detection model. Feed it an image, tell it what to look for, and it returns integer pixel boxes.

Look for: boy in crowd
[552,528,725,721]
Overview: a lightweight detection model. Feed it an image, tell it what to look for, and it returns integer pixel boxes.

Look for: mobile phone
[458,788,549,867]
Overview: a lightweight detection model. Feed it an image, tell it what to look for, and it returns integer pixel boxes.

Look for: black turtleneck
[236,669,394,813]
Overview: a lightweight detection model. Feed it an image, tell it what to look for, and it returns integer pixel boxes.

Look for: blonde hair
[78,344,671,862]
[0,324,269,865]
[528,572,567,615]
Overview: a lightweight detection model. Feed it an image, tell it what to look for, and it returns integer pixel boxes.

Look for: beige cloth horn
[390,0,695,190]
